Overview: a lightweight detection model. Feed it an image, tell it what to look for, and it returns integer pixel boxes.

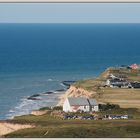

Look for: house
[106,74,118,86]
[130,64,140,70]
[106,77,129,88]
[128,81,140,88]
[119,65,131,70]
[63,97,98,112]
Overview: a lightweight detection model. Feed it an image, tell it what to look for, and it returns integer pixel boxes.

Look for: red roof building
[130,64,140,70]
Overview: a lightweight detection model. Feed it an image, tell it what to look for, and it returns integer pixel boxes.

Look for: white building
[63,97,98,112]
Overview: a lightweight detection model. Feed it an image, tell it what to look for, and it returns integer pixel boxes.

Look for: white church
[63,97,99,112]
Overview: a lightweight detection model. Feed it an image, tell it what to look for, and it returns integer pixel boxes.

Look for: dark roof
[88,99,98,106]
[67,97,98,106]
[112,83,127,86]
[110,78,127,83]
[130,82,140,88]
[68,97,89,106]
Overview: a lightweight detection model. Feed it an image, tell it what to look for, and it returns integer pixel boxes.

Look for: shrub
[99,103,120,111]
[39,107,51,111]
[52,106,63,111]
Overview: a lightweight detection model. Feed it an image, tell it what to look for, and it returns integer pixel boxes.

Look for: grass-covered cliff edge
[1,67,140,138]
[59,67,140,108]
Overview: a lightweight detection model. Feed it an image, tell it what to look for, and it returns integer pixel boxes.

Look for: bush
[39,107,51,111]
[52,106,63,111]
[99,103,120,111]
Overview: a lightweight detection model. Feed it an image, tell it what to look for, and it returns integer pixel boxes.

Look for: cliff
[57,85,96,106]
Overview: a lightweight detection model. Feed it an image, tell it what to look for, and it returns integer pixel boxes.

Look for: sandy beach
[0,121,34,137]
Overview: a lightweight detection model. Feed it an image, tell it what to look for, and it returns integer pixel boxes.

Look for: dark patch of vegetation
[39,107,51,111]
[52,106,63,111]
[39,106,63,111]
[99,103,120,111]
[98,108,140,120]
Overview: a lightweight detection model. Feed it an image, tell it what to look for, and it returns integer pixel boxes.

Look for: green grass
[5,107,140,138]
[9,114,64,127]
[5,119,140,138]
[73,68,140,109]
[73,79,104,91]
[39,107,51,111]
[73,68,140,91]
[4,67,140,138]
[98,108,140,119]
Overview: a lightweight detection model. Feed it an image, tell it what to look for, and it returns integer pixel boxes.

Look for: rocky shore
[0,81,76,136]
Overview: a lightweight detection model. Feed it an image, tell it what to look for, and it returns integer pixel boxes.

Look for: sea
[0,23,140,120]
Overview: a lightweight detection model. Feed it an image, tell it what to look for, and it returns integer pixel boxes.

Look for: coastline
[0,121,34,137]
[58,67,140,109]
[3,80,75,120]
[0,80,83,136]
[1,66,140,137]
[0,81,76,136]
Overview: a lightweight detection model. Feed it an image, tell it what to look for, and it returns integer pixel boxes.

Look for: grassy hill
[73,67,140,108]
[4,108,140,138]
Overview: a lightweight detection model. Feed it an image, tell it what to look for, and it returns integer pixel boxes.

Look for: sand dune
[58,85,95,106]
[0,121,34,136]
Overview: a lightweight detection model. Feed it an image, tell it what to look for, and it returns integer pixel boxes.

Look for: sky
[0,3,140,23]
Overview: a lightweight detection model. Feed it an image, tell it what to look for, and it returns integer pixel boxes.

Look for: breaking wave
[6,90,64,119]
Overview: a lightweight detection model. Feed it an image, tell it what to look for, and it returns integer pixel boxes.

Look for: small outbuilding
[63,97,98,112]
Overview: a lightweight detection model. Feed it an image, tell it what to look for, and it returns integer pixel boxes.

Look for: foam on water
[6,90,64,119]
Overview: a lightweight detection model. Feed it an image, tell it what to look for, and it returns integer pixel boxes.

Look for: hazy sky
[0,3,140,23]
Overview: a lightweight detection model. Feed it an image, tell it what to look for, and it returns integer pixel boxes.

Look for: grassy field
[4,108,140,138]
[74,68,140,109]
[96,88,140,108]
[5,122,140,138]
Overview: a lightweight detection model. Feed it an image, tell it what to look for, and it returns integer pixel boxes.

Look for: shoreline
[1,66,140,137]
[0,121,34,137]
[4,66,140,121]
[1,80,76,121]
[0,81,75,136]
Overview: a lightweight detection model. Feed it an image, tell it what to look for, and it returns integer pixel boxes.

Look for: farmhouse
[63,97,98,112]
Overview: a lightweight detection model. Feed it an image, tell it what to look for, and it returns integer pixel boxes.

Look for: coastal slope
[58,85,96,106]
[0,121,34,136]
[58,67,140,108]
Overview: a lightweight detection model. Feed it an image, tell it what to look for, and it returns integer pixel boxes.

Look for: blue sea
[0,23,140,120]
